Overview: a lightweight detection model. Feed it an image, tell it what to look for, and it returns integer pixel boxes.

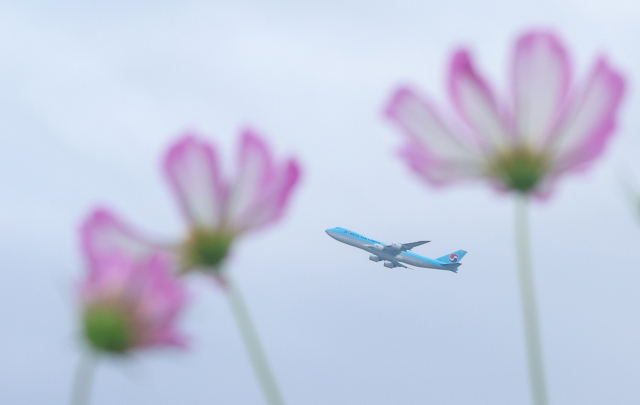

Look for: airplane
[325,227,467,273]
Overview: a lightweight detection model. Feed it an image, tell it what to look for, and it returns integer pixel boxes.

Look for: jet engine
[384,261,395,268]
[369,255,381,262]
[390,243,403,251]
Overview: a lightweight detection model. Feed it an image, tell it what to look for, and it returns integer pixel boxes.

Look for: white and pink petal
[147,328,189,348]
[132,255,188,348]
[80,208,165,268]
[234,158,301,231]
[386,86,485,186]
[512,30,572,146]
[399,140,484,186]
[550,57,625,172]
[448,50,511,149]
[225,130,277,229]
[164,135,227,230]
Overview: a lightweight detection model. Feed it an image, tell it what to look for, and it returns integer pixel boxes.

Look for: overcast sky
[1,0,640,404]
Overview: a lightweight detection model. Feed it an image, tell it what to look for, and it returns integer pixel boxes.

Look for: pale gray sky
[1,0,640,404]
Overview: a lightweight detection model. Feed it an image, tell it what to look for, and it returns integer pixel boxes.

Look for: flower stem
[514,195,549,405]
[226,277,285,405]
[70,350,98,405]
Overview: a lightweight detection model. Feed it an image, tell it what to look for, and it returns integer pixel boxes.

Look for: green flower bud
[83,306,132,353]
[488,147,549,193]
[184,228,234,271]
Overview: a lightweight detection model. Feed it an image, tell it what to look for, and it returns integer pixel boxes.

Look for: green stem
[514,194,549,405]
[70,350,98,405]
[226,277,285,405]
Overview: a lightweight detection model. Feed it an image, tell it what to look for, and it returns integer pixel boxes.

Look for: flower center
[488,147,549,193]
[184,228,234,271]
[84,306,132,353]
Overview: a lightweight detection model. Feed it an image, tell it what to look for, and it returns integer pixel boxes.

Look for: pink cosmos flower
[79,253,188,353]
[385,30,626,197]
[81,129,301,273]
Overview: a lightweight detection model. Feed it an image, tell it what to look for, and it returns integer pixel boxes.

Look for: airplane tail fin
[437,250,467,264]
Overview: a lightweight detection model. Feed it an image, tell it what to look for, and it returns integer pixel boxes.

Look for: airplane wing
[399,241,430,251]
[364,241,430,256]
[383,241,430,254]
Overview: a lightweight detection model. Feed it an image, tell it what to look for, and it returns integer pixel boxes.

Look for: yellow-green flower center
[184,228,234,271]
[488,147,549,193]
[84,306,132,353]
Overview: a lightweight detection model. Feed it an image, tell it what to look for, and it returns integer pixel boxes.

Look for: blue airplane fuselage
[325,227,462,271]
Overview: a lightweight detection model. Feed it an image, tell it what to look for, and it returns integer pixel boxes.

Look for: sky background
[1,0,640,404]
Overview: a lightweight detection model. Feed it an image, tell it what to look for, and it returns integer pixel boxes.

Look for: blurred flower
[385,29,627,405]
[82,130,301,275]
[385,30,625,198]
[80,130,298,404]
[165,132,300,271]
[77,129,297,405]
[79,253,187,353]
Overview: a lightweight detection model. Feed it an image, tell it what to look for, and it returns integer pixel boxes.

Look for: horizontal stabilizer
[439,262,462,272]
